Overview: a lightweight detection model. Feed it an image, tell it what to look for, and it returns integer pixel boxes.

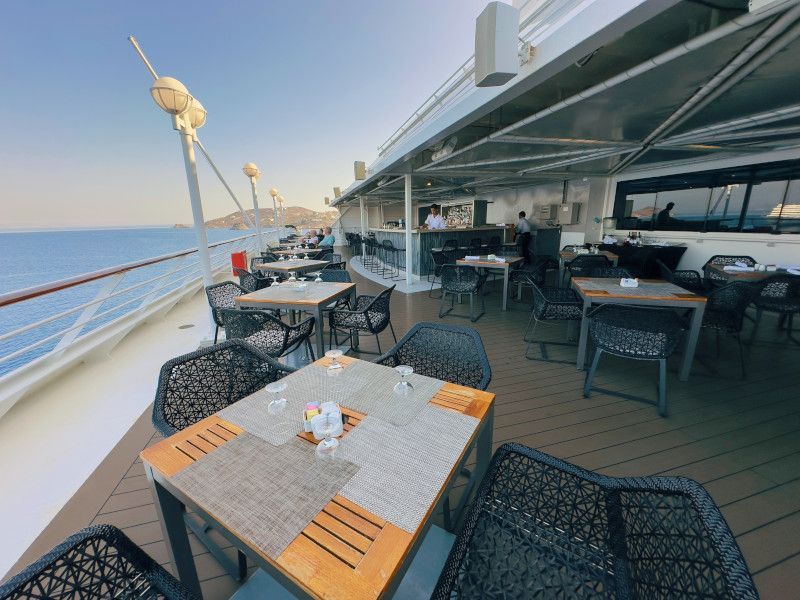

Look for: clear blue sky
[0,0,488,227]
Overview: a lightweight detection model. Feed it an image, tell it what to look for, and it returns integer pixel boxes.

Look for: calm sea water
[0,227,251,375]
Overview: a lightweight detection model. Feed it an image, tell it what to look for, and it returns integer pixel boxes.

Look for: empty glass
[288,273,297,282]
[278,254,286,261]
[394,365,414,396]
[325,349,343,370]
[265,381,288,414]
[311,411,343,457]
[314,273,323,283]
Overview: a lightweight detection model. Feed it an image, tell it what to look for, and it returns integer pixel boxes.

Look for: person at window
[318,226,336,247]
[422,204,446,230]
[656,202,675,229]
[515,210,533,264]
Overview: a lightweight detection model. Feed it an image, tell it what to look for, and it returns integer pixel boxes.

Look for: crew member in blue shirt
[515,211,533,264]
[318,227,336,247]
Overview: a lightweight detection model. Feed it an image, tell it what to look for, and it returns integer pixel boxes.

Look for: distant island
[174,206,339,231]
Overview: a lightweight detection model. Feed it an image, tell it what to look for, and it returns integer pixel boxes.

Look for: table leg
[517,281,522,301]
[315,305,325,357]
[474,403,494,485]
[558,259,565,288]
[502,267,509,311]
[679,302,705,381]
[576,297,592,370]
[146,465,202,599]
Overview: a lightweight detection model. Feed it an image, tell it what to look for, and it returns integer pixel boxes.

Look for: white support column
[178,129,214,290]
[359,196,366,236]
[249,178,264,250]
[404,175,413,286]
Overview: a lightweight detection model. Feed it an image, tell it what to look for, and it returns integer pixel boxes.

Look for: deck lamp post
[268,188,280,241]
[242,163,264,250]
[277,195,286,233]
[149,77,214,290]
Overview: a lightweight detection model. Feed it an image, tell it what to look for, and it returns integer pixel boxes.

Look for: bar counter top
[369,225,512,234]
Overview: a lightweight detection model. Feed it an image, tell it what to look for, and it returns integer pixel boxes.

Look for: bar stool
[381,239,403,280]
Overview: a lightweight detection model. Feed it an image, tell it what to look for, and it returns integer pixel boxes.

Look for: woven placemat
[578,280,684,296]
[218,392,301,446]
[337,406,479,533]
[170,433,358,559]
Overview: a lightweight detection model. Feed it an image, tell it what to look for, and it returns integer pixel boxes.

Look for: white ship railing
[375,0,589,159]
[0,231,273,419]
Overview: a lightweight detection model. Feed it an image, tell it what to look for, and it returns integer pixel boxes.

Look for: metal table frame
[144,406,494,599]
[457,257,523,311]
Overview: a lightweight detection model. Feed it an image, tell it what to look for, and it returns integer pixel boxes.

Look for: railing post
[138,256,187,310]
[53,273,125,352]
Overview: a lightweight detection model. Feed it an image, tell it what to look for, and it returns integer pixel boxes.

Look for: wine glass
[278,254,286,261]
[288,273,297,283]
[265,381,288,414]
[314,272,323,283]
[311,412,344,457]
[393,365,414,396]
[325,349,343,370]
[291,253,299,260]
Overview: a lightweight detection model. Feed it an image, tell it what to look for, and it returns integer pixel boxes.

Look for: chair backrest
[589,266,632,278]
[568,254,611,275]
[233,267,261,292]
[205,282,249,326]
[376,322,491,390]
[259,251,279,263]
[328,253,342,263]
[753,274,800,304]
[707,282,756,331]
[590,305,685,358]
[441,265,482,292]
[442,239,459,250]
[315,246,333,260]
[0,525,196,600]
[432,443,758,600]
[703,255,757,283]
[319,269,352,283]
[153,339,292,436]
[218,308,288,352]
[382,239,395,250]
[322,261,347,271]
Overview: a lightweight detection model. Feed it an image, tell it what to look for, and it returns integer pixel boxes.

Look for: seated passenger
[318,226,336,247]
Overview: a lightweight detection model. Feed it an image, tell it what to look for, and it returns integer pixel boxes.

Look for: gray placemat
[218,392,301,446]
[577,280,686,296]
[337,406,479,533]
[170,433,359,559]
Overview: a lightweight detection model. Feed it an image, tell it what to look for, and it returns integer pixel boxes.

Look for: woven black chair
[703,255,756,287]
[524,283,583,362]
[431,443,758,600]
[589,266,632,278]
[323,260,347,271]
[657,259,709,295]
[439,265,487,323]
[486,235,502,255]
[233,267,270,292]
[319,269,351,283]
[152,339,294,580]
[583,305,686,416]
[205,281,249,343]
[220,308,316,360]
[750,274,800,345]
[442,239,459,251]
[375,322,491,390]
[508,256,557,300]
[0,525,197,600]
[329,285,397,354]
[567,254,611,279]
[429,249,459,298]
[701,282,755,377]
[313,246,334,261]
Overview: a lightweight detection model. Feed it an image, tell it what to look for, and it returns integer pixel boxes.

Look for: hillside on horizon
[175,206,340,230]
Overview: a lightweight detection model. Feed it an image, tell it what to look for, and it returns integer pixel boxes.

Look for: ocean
[0,227,253,375]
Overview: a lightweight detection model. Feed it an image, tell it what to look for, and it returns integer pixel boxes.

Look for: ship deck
[7,254,800,599]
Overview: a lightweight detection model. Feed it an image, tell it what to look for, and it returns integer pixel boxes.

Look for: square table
[254,259,329,276]
[571,277,707,381]
[141,356,495,600]
[235,282,357,356]
[704,263,795,282]
[558,250,618,286]
[456,256,524,311]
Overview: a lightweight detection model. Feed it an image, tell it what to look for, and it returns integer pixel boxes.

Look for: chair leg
[214,325,219,344]
[389,321,397,344]
[524,320,540,359]
[749,307,763,344]
[306,338,316,362]
[658,359,668,417]
[583,349,602,397]
[736,333,747,379]
[375,334,382,355]
[523,308,536,341]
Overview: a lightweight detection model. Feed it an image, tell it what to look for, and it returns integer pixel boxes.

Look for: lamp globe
[150,76,192,115]
[243,162,260,179]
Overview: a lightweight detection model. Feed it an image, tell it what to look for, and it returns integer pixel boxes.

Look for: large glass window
[613,159,800,234]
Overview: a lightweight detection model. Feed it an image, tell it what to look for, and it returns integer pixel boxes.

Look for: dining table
[456,255,524,310]
[704,263,798,282]
[235,281,357,357]
[254,258,330,276]
[141,355,495,600]
[571,277,707,381]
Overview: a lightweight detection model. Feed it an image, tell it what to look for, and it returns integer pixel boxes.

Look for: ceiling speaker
[475,2,520,87]
[354,161,366,180]
[333,187,342,198]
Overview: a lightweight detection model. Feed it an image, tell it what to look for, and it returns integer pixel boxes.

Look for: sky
[0,0,489,228]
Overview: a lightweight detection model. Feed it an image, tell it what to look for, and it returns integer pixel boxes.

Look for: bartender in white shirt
[422,204,447,230]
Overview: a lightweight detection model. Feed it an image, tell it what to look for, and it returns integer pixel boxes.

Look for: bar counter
[368,226,511,277]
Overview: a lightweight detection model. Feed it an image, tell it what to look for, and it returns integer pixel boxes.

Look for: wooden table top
[271,248,317,256]
[235,282,354,307]
[253,259,329,273]
[141,356,495,600]
[560,249,618,261]
[705,263,793,281]
[571,277,707,302]
[457,256,523,268]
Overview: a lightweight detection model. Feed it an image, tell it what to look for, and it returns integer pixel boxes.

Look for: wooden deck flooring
[8,256,800,598]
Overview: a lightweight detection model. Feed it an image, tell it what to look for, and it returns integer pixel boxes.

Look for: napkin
[493,257,506,263]
[788,268,800,276]
[723,265,755,272]
[464,255,480,261]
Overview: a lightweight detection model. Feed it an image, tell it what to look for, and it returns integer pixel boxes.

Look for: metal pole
[272,197,279,242]
[249,178,263,250]
[359,196,366,237]
[177,125,214,290]
[194,140,256,229]
[404,175,413,286]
